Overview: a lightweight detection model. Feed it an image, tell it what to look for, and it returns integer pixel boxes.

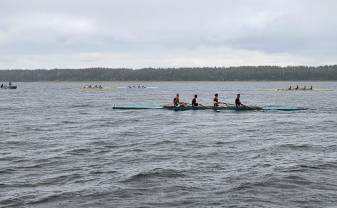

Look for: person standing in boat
[235,94,244,107]
[192,94,199,107]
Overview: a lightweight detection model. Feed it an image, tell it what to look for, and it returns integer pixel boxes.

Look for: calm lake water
[1,81,337,208]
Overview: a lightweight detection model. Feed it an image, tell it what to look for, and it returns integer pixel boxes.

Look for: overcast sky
[0,0,336,69]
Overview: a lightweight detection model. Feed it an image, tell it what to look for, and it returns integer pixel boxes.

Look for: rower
[310,85,313,90]
[213,93,227,107]
[213,94,221,107]
[173,94,183,107]
[235,94,243,107]
[192,94,199,107]
[288,86,292,90]
[295,85,299,90]
[0,84,3,88]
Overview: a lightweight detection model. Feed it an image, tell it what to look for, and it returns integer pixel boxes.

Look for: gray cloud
[0,0,336,68]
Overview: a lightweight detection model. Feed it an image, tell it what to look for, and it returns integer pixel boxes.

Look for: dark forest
[1,65,337,81]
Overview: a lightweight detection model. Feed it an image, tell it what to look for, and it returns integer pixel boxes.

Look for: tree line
[0,65,337,81]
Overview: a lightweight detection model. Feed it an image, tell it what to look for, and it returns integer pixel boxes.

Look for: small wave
[232,174,312,192]
[152,140,177,146]
[0,167,16,174]
[66,148,92,155]
[279,143,311,150]
[282,175,312,185]
[37,173,83,186]
[88,140,119,148]
[89,170,117,175]
[0,155,25,161]
[129,148,144,152]
[123,168,186,183]
[262,106,308,111]
[69,104,92,108]
[23,126,50,132]
[0,106,14,111]
[118,131,143,137]
[271,143,321,152]
[277,161,337,173]
[0,197,26,208]
[1,172,83,189]
[61,120,77,124]
[215,141,227,145]
[26,191,78,205]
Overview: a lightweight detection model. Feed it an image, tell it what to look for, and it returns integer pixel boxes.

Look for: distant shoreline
[1,66,337,81]
[1,80,335,83]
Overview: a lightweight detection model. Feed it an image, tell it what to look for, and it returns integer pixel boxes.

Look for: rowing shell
[112,105,309,111]
[162,105,262,111]
[112,105,262,111]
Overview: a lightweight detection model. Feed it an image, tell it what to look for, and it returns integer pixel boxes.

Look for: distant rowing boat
[117,86,158,89]
[258,88,332,92]
[275,88,332,92]
[81,87,115,92]
[0,86,17,89]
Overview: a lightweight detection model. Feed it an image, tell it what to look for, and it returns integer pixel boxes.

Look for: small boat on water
[112,105,308,111]
[112,105,262,111]
[274,85,326,91]
[83,84,103,89]
[117,86,158,89]
[1,86,17,89]
[275,88,331,92]
[162,105,262,111]
[1,82,17,89]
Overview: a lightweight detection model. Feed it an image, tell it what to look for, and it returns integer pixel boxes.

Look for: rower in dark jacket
[192,94,199,107]
[173,94,180,106]
[213,94,221,107]
[235,94,243,107]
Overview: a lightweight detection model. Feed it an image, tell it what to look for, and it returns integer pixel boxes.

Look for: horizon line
[1,64,337,70]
